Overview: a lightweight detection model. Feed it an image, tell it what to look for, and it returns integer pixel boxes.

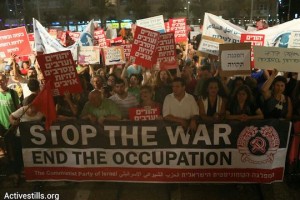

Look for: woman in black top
[226,85,263,121]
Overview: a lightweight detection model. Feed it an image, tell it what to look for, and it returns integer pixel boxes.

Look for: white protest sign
[136,15,165,33]
[78,46,100,64]
[288,31,300,48]
[253,46,300,72]
[202,13,247,43]
[198,35,224,56]
[220,43,251,76]
[103,46,126,66]
[255,18,300,47]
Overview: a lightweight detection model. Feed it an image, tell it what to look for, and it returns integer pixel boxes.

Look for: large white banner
[33,18,94,60]
[202,13,247,43]
[255,18,300,47]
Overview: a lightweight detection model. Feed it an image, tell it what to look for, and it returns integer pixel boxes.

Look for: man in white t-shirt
[163,77,199,131]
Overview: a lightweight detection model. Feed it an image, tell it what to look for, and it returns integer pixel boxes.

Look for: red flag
[32,81,57,130]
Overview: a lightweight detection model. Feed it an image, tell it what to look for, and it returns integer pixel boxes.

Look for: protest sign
[68,31,81,43]
[155,32,177,69]
[202,13,246,43]
[111,36,124,44]
[94,29,107,48]
[255,18,300,47]
[288,31,300,48]
[48,29,58,39]
[165,22,170,33]
[36,50,82,96]
[169,18,188,43]
[78,46,100,64]
[0,27,31,58]
[136,15,165,33]
[130,26,160,68]
[121,44,132,60]
[103,46,126,66]
[129,107,160,121]
[20,119,290,183]
[27,33,35,52]
[241,34,265,68]
[253,46,300,72]
[220,43,251,76]
[198,35,224,56]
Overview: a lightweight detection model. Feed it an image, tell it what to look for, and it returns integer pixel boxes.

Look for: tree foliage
[90,0,116,28]
[125,0,150,20]
[159,0,184,19]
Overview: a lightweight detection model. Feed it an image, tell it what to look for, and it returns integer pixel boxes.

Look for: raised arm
[261,69,278,100]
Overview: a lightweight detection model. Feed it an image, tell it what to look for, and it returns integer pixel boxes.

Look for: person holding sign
[198,77,227,121]
[129,85,162,121]
[11,55,37,98]
[163,77,199,131]
[261,69,292,120]
[139,85,161,113]
[226,85,264,121]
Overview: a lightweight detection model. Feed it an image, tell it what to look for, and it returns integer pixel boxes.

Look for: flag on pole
[33,18,95,60]
[32,81,57,130]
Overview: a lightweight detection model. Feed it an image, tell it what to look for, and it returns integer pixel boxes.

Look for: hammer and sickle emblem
[250,137,266,154]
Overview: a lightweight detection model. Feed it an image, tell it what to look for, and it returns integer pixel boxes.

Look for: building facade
[1,0,280,30]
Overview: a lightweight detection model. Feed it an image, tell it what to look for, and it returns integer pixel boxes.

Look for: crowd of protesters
[0,32,300,186]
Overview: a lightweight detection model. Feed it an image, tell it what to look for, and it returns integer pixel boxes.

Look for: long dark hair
[231,85,254,106]
[201,77,227,99]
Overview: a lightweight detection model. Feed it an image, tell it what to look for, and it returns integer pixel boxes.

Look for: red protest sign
[169,18,188,43]
[130,26,160,68]
[155,33,177,69]
[129,107,160,121]
[111,36,124,44]
[240,34,265,68]
[27,33,34,41]
[48,29,58,39]
[0,27,31,58]
[121,44,132,60]
[94,29,107,48]
[36,50,82,96]
[68,31,81,42]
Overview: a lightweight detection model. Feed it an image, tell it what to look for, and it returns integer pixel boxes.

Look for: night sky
[280,0,300,20]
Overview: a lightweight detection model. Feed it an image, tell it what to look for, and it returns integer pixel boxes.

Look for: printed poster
[130,26,160,68]
[36,50,82,96]
[78,46,100,64]
[0,27,31,58]
[103,46,126,66]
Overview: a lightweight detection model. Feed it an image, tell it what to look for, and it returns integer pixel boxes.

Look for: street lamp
[250,0,254,23]
[186,0,190,22]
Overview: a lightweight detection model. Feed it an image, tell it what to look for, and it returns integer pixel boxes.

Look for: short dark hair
[172,77,186,87]
[115,78,125,85]
[201,64,211,72]
[27,78,40,92]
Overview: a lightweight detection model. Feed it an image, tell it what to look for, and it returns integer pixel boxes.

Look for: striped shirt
[109,93,139,119]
